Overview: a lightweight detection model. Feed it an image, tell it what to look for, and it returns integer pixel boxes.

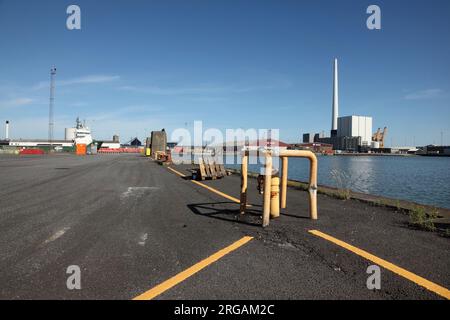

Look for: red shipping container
[19,149,45,155]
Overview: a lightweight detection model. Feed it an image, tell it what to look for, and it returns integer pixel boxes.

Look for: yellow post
[280,156,288,209]
[309,154,318,220]
[270,176,280,218]
[278,150,318,220]
[146,148,151,156]
[240,152,248,214]
[263,151,272,227]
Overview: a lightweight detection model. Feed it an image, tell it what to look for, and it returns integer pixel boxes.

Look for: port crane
[372,127,388,148]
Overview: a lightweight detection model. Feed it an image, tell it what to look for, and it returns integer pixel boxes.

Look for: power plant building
[302,58,377,152]
[337,116,373,146]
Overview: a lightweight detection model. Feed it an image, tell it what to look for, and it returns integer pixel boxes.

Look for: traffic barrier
[240,149,318,227]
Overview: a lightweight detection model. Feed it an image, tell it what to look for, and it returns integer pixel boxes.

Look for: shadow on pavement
[187,202,262,227]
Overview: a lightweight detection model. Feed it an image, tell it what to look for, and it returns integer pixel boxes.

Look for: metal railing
[240,149,318,227]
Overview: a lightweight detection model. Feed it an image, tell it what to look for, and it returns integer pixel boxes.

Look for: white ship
[65,117,93,146]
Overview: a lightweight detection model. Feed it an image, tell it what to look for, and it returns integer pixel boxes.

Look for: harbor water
[225,155,450,209]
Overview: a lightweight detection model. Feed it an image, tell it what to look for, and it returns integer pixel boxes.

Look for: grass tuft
[409,205,437,232]
[330,169,351,200]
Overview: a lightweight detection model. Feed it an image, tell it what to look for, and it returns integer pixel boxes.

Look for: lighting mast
[49,66,56,149]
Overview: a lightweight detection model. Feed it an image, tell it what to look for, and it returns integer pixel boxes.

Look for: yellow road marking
[167,166,186,177]
[309,230,450,300]
[191,180,241,203]
[167,166,248,205]
[133,236,254,300]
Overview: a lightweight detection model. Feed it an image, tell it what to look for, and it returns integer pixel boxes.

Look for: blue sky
[0,0,449,146]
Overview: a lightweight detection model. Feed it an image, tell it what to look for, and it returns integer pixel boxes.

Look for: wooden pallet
[196,156,227,180]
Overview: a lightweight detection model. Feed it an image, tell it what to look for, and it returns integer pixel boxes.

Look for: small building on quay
[417,145,450,156]
[290,142,333,155]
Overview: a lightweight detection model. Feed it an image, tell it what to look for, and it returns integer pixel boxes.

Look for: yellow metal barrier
[240,149,318,227]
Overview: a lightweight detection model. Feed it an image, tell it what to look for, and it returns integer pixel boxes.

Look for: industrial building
[315,135,362,152]
[1,120,75,150]
[290,142,333,155]
[302,133,315,143]
[8,139,74,148]
[304,58,384,152]
[222,139,290,153]
[417,145,450,156]
[97,135,121,149]
[337,116,372,146]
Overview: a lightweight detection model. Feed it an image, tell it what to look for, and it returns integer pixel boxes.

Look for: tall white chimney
[332,58,339,132]
[5,120,9,140]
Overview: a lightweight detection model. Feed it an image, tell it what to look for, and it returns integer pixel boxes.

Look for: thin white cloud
[118,79,291,96]
[33,75,120,90]
[70,102,88,107]
[89,105,163,121]
[61,75,120,86]
[118,85,228,95]
[0,97,33,108]
[404,88,443,100]
[10,98,33,105]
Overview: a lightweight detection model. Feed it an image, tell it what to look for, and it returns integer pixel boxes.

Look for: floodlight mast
[49,67,56,149]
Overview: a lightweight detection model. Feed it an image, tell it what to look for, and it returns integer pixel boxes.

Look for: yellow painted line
[191,180,241,204]
[309,230,450,300]
[133,236,254,300]
[167,167,249,205]
[167,166,186,177]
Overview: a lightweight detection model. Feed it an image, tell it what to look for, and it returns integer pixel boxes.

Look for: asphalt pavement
[0,154,448,299]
